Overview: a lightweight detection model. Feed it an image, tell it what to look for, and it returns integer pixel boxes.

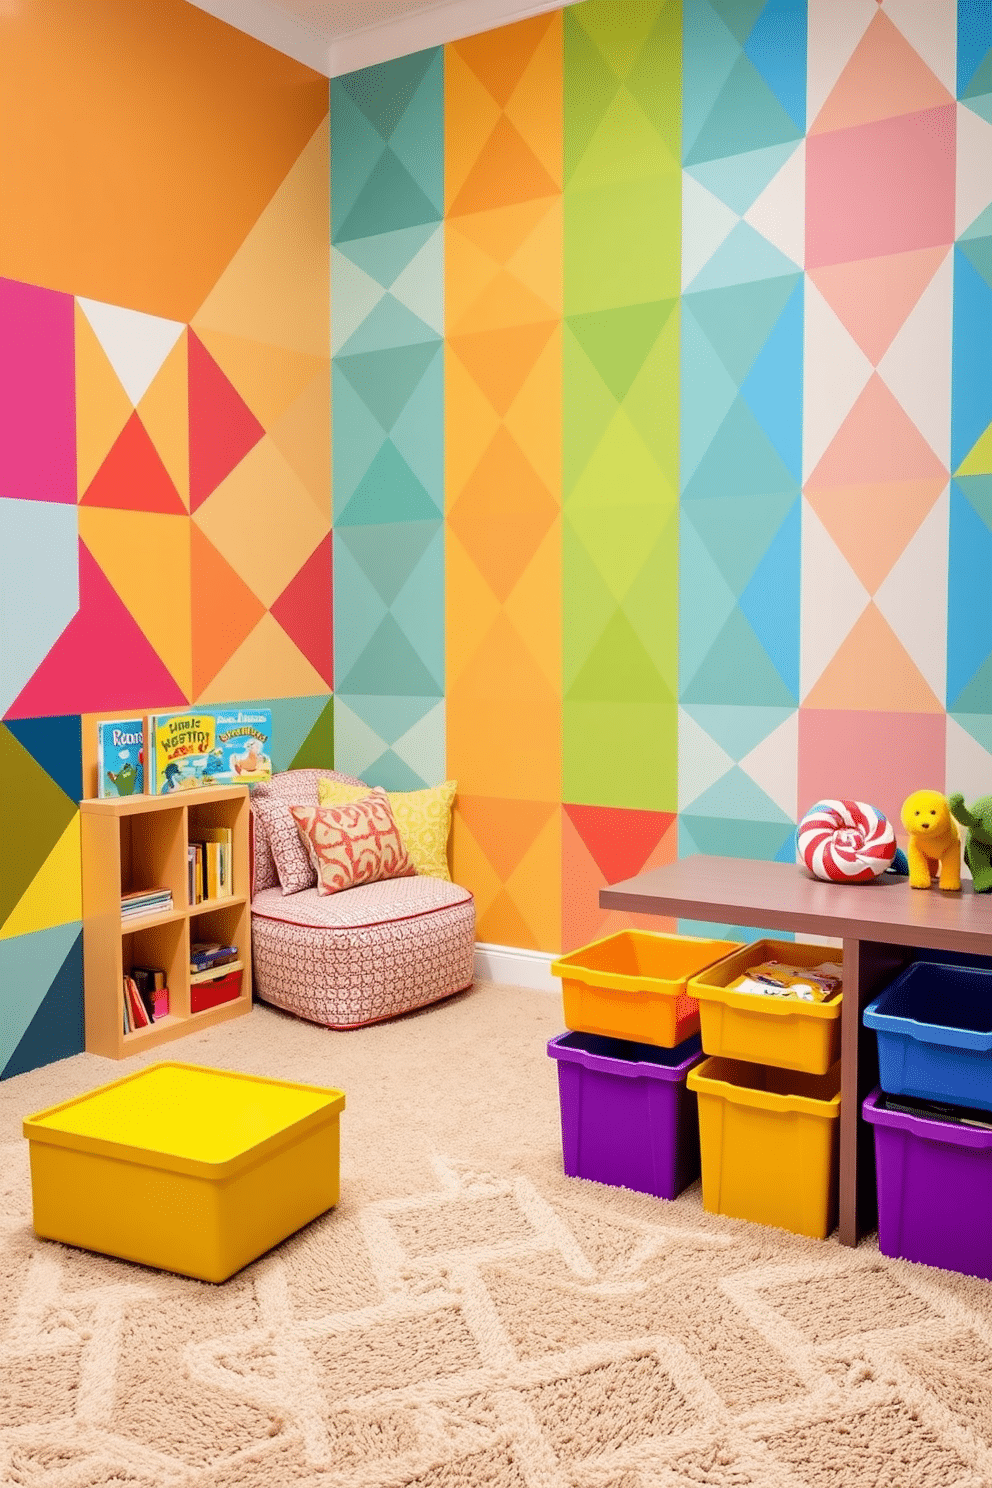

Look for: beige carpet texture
[2,981,992,1488]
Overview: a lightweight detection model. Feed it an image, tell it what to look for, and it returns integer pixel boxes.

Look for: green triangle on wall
[625,3,682,148]
[568,301,675,405]
[571,0,667,83]
[290,699,335,771]
[337,614,442,697]
[567,610,674,704]
[563,12,622,183]
[568,86,676,193]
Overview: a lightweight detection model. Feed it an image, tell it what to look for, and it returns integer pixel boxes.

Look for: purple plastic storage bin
[548,1029,704,1200]
[863,1088,992,1281]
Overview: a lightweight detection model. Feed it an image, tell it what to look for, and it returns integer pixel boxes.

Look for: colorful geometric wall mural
[0,0,331,1080]
[446,14,563,951]
[4,0,992,1080]
[335,0,992,955]
[331,51,446,790]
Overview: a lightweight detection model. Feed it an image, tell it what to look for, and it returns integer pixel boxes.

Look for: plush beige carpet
[2,981,992,1488]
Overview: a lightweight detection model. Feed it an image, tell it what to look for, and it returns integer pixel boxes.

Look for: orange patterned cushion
[290,792,415,896]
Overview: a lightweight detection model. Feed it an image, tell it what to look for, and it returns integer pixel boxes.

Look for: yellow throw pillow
[318,777,456,880]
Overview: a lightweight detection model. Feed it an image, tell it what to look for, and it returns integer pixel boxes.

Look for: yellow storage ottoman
[551,931,739,1047]
[688,939,843,1074]
[23,1063,345,1283]
[687,1056,841,1239]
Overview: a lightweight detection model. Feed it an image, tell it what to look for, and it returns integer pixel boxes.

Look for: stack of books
[188,827,233,904]
[190,942,240,982]
[121,887,173,921]
[122,967,169,1033]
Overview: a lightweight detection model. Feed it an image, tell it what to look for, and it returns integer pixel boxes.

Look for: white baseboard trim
[474,941,558,993]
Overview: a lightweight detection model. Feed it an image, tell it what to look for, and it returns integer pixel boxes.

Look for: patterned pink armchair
[249,769,476,1028]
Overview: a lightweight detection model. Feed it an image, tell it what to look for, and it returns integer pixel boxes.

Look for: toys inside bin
[725,959,842,1005]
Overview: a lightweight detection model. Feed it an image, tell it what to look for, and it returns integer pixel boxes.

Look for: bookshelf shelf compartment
[81,785,252,1058]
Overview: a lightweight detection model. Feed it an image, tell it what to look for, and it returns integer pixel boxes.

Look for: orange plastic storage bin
[551,931,739,1048]
[687,939,843,1075]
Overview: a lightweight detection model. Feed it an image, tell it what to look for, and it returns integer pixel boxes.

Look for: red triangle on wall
[564,803,675,889]
[80,411,186,515]
[4,542,187,719]
[188,331,265,512]
[270,533,333,689]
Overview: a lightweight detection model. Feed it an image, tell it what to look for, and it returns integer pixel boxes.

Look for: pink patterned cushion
[290,791,415,896]
[253,794,318,895]
[251,768,365,895]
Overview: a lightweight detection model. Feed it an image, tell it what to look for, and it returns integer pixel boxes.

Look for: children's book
[149,709,272,794]
[98,719,145,797]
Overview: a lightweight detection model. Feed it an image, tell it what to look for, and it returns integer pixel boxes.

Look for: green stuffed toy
[948,794,992,892]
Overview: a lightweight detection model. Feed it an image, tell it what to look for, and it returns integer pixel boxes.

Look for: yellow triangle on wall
[958,421,992,477]
[0,816,81,941]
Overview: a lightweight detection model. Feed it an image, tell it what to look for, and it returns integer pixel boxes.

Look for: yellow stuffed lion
[901,790,961,891]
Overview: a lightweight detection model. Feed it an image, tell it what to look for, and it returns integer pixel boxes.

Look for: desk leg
[838,939,911,1246]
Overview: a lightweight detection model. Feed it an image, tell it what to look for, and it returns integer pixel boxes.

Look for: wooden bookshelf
[80,785,252,1058]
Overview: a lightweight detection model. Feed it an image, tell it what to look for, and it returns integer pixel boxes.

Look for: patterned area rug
[1,983,992,1488]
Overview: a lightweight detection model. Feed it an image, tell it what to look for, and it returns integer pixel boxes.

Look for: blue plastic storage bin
[864,961,992,1113]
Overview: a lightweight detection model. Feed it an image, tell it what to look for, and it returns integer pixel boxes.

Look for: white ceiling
[187,0,570,76]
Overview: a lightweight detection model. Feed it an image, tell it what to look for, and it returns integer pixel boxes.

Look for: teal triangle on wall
[682,395,796,502]
[338,520,440,607]
[685,140,797,215]
[683,703,793,760]
[684,52,802,167]
[684,273,799,386]
[337,615,443,697]
[687,219,800,291]
[338,50,438,141]
[336,341,441,433]
[336,441,441,527]
[683,489,796,597]
[0,922,82,1077]
[687,764,792,823]
[336,148,442,244]
[681,606,796,706]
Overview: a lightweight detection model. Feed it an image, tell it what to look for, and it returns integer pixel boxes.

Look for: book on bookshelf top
[97,719,145,798]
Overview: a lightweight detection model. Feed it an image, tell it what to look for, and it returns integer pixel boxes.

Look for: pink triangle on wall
[188,331,265,512]
[808,247,947,365]
[4,542,187,719]
[270,533,333,688]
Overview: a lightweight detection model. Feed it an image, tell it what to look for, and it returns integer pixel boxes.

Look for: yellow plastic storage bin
[687,1056,841,1239]
[23,1062,345,1283]
[551,931,740,1047]
[687,939,843,1074]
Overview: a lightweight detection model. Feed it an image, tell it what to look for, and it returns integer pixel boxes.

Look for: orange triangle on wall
[477,888,542,950]
[807,374,948,489]
[808,248,947,365]
[457,794,558,881]
[80,410,187,515]
[449,321,558,417]
[803,603,943,713]
[805,478,946,594]
[449,116,560,217]
[190,524,266,698]
[452,13,553,109]
[810,12,954,135]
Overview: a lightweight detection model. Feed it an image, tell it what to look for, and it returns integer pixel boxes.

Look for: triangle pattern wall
[0,95,333,1077]
[326,0,992,954]
[331,52,446,789]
